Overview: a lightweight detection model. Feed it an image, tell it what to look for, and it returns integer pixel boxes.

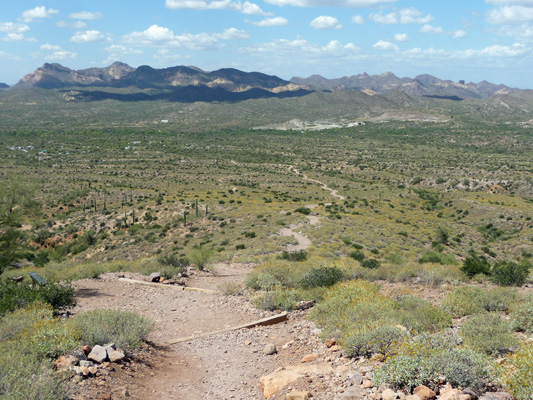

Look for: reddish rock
[301,354,319,363]
[413,385,436,400]
[82,345,92,355]
[325,339,337,348]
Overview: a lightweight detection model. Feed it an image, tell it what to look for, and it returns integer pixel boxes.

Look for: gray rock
[109,349,126,363]
[88,344,108,364]
[105,343,116,354]
[382,388,399,400]
[479,393,513,400]
[79,360,95,367]
[263,343,277,355]
[350,373,364,385]
[378,383,393,393]
[338,386,367,399]
[149,272,161,282]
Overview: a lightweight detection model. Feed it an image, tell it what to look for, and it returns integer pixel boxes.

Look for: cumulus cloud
[57,21,87,28]
[486,0,533,5]
[393,33,408,41]
[216,27,250,39]
[70,30,111,43]
[263,0,395,6]
[487,5,533,24]
[165,0,272,15]
[310,16,342,29]
[68,11,103,20]
[251,17,289,26]
[122,24,249,50]
[40,43,61,51]
[21,6,59,22]
[351,15,364,24]
[451,29,467,38]
[45,50,77,61]
[420,24,444,34]
[373,40,399,51]
[0,22,30,33]
[369,7,432,24]
[244,37,359,56]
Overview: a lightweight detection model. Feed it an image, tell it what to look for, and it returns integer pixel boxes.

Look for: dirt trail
[290,167,346,201]
[71,264,326,400]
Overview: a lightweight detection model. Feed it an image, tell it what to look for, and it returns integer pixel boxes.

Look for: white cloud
[369,7,432,24]
[244,37,360,57]
[21,6,59,22]
[393,33,408,41]
[40,43,61,51]
[242,1,272,15]
[0,22,30,33]
[451,29,467,38]
[310,16,342,29]
[373,40,399,51]
[166,0,272,15]
[486,0,533,5]
[105,44,142,55]
[351,15,364,24]
[263,0,395,6]
[45,50,77,61]
[68,11,103,20]
[420,24,444,34]
[122,24,247,50]
[216,27,250,39]
[57,21,87,29]
[487,5,533,24]
[460,43,527,57]
[70,30,111,43]
[252,17,289,26]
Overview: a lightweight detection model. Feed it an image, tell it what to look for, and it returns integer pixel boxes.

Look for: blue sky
[1,0,532,87]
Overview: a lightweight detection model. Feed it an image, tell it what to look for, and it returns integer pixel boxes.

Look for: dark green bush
[361,259,380,269]
[157,253,188,276]
[295,207,311,215]
[280,250,307,262]
[0,280,75,316]
[460,255,491,278]
[300,266,344,289]
[349,250,365,261]
[491,260,531,286]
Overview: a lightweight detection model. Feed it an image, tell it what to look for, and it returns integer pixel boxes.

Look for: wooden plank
[29,272,47,285]
[168,312,288,345]
[118,278,216,294]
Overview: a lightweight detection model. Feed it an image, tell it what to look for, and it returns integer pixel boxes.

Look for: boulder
[53,355,79,371]
[479,393,513,400]
[413,385,436,400]
[363,379,373,388]
[82,345,92,355]
[439,389,462,400]
[286,390,313,400]
[337,386,367,399]
[148,272,161,282]
[382,389,399,400]
[264,343,278,355]
[109,349,126,363]
[88,345,108,364]
[325,339,337,348]
[260,370,303,399]
[301,354,319,363]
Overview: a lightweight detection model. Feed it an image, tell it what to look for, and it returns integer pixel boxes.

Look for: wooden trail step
[168,312,288,345]
[118,278,217,294]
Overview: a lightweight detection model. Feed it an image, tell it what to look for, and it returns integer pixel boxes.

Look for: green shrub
[187,246,213,270]
[280,250,308,261]
[460,255,491,278]
[372,332,493,392]
[510,297,533,333]
[254,289,304,311]
[361,259,380,269]
[295,207,311,215]
[500,342,533,400]
[418,251,456,265]
[394,295,452,333]
[157,253,188,276]
[344,326,407,358]
[442,286,520,318]
[349,250,365,261]
[0,280,75,316]
[460,312,518,356]
[70,309,154,349]
[300,266,344,289]
[491,260,531,286]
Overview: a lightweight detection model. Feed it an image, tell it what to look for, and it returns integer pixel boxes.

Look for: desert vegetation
[0,116,532,398]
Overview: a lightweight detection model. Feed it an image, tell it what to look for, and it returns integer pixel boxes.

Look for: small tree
[460,254,491,278]
[187,246,213,271]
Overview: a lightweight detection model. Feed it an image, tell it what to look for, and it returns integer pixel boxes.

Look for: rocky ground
[65,263,520,400]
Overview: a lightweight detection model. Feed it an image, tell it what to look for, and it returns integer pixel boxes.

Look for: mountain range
[2,62,520,103]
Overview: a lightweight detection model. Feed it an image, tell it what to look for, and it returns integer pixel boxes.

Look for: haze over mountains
[1,62,518,103]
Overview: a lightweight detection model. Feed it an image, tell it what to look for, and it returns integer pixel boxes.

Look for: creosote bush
[344,326,407,358]
[460,254,491,278]
[442,286,520,318]
[460,312,518,356]
[511,296,533,333]
[491,259,531,286]
[69,309,154,349]
[280,250,307,262]
[300,266,344,289]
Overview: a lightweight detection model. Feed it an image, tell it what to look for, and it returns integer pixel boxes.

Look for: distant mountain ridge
[8,62,518,103]
[290,72,515,99]
[0,83,9,89]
